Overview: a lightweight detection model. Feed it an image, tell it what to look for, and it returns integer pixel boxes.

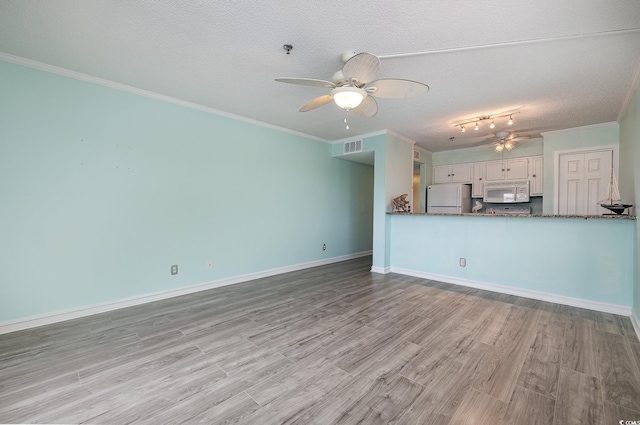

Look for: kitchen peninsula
[386,212,635,316]
[394,212,636,219]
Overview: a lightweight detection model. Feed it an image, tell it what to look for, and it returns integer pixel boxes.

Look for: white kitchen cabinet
[506,158,529,179]
[433,165,452,184]
[472,162,485,198]
[432,163,472,184]
[528,156,544,196]
[484,158,529,182]
[485,161,506,181]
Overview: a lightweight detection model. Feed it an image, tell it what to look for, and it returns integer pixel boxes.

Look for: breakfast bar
[386,212,635,314]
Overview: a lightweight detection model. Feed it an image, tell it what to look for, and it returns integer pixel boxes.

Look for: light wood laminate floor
[2,257,640,424]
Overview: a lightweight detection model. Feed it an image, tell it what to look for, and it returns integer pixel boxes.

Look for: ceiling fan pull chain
[344,109,350,130]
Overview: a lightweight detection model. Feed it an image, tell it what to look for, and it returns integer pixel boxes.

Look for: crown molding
[540,122,618,137]
[331,129,419,147]
[413,145,433,155]
[331,129,389,144]
[0,52,331,144]
[387,130,417,146]
[617,55,640,123]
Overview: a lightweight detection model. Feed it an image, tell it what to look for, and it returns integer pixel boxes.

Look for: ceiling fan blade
[299,95,334,112]
[275,78,336,88]
[352,96,378,118]
[342,53,380,85]
[367,79,430,98]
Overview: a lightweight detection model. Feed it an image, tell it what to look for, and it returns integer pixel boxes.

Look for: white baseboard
[370,266,391,274]
[631,311,640,343]
[390,267,633,317]
[0,251,372,335]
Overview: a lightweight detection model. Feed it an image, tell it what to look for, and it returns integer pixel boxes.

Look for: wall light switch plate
[459,258,466,267]
[171,264,178,275]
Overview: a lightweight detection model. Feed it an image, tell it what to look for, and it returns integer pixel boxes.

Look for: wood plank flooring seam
[243,390,264,408]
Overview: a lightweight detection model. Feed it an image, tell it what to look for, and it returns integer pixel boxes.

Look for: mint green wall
[385,134,414,212]
[390,215,634,307]
[619,81,640,320]
[0,60,374,323]
[432,139,543,166]
[542,124,619,214]
[383,134,414,268]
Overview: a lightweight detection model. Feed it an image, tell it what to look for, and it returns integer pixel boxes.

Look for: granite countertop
[388,212,636,220]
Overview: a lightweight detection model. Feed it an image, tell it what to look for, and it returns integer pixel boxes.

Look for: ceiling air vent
[343,139,363,154]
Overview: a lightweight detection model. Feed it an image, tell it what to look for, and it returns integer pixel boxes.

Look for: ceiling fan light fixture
[495,144,504,152]
[505,141,515,150]
[331,87,366,109]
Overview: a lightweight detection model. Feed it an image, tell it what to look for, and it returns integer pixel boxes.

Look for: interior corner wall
[619,80,640,321]
[541,124,620,214]
[0,60,374,323]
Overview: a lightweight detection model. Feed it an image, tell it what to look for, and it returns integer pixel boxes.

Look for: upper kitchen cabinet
[528,156,544,196]
[485,158,529,181]
[472,162,485,198]
[433,163,472,184]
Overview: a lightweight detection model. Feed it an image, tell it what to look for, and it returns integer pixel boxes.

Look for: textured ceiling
[1,0,640,152]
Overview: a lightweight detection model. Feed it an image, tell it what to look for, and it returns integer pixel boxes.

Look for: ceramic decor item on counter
[392,194,410,212]
[472,201,483,213]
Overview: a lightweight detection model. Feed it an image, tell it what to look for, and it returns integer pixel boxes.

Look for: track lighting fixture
[455,112,519,132]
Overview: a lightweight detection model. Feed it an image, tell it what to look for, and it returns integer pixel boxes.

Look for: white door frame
[553,144,619,214]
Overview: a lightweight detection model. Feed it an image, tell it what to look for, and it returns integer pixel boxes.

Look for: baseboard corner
[370,266,391,274]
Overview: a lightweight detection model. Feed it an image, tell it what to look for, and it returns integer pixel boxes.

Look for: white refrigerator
[427,183,472,214]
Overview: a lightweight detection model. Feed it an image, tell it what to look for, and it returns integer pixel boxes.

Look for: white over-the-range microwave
[483,180,530,203]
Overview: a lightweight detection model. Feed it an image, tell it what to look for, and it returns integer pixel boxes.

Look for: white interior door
[558,150,612,215]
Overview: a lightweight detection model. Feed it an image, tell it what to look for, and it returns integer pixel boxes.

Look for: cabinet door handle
[502,169,505,172]
[532,174,536,177]
[479,178,482,181]
[451,173,455,176]
[507,168,510,171]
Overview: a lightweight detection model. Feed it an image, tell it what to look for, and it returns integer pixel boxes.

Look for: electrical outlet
[171,264,178,275]
[459,258,466,267]
[206,260,213,270]
[322,243,326,251]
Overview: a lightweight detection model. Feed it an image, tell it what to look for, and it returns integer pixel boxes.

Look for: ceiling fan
[275,51,430,118]
[486,131,531,152]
